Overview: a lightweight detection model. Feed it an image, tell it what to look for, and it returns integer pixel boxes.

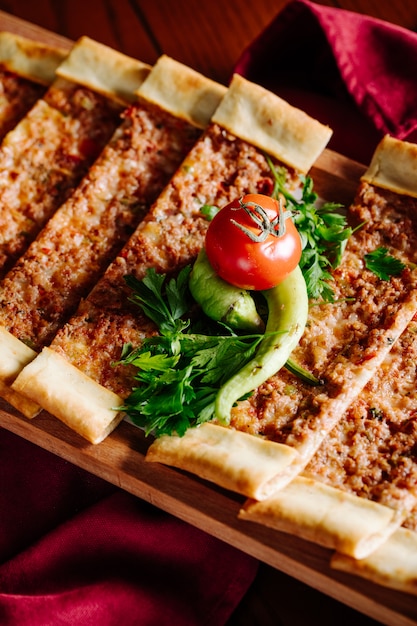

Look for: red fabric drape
[234,0,417,163]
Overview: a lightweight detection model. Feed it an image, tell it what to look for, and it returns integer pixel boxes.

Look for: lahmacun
[0,54,225,416]
[1,31,417,596]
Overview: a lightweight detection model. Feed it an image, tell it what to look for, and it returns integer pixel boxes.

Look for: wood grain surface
[0,3,416,625]
[0,0,416,84]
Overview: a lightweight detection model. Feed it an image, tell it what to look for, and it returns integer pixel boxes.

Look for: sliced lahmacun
[0,36,149,278]
[12,74,332,446]
[0,55,226,417]
[239,136,417,562]
[146,135,417,501]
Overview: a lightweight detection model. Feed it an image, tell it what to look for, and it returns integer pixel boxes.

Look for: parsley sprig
[364,247,406,281]
[266,155,352,302]
[119,268,265,436]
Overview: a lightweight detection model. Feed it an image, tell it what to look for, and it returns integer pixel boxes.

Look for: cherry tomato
[205,193,301,291]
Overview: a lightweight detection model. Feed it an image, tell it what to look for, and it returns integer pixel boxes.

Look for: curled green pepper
[190,249,309,424]
[189,248,264,333]
[214,264,308,423]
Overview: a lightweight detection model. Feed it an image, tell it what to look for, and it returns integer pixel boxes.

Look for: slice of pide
[0,36,149,279]
[12,74,332,445]
[146,135,417,500]
[146,422,300,498]
[237,137,417,560]
[13,347,124,441]
[0,55,225,418]
[0,32,67,140]
[361,133,417,197]
[239,476,404,559]
[239,319,417,558]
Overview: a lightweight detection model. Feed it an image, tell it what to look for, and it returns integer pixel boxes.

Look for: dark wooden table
[0,0,416,85]
[0,2,415,625]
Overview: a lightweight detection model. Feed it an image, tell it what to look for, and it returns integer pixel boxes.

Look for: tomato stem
[230,195,293,242]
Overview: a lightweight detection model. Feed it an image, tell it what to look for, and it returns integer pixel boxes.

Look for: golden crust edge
[0,31,68,85]
[212,73,333,173]
[12,347,124,444]
[239,475,407,560]
[331,527,417,596]
[56,35,151,104]
[146,422,300,500]
[0,326,40,417]
[137,54,227,129]
[362,134,417,198]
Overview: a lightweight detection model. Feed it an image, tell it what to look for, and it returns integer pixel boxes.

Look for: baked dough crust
[0,31,67,85]
[146,422,299,500]
[212,73,332,173]
[239,476,406,559]
[3,55,226,425]
[137,55,227,129]
[147,283,417,504]
[0,327,41,417]
[145,131,417,566]
[361,134,417,198]
[331,527,417,595]
[0,326,37,382]
[12,347,123,444]
[56,36,151,104]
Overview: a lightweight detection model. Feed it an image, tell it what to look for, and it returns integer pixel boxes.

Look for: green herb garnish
[119,268,266,436]
[266,155,351,302]
[364,247,406,281]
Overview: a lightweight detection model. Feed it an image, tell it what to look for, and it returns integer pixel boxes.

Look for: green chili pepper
[213,264,309,423]
[190,247,311,423]
[189,248,264,332]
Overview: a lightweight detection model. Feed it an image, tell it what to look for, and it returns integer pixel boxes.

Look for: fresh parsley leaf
[120,269,265,437]
[266,155,351,302]
[364,247,406,281]
[124,267,191,333]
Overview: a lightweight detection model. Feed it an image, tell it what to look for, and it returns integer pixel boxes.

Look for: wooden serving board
[0,10,415,626]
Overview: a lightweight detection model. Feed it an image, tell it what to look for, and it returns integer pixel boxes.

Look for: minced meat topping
[0,79,122,277]
[0,101,200,349]
[0,66,46,140]
[50,123,299,396]
[305,315,417,522]
[229,181,417,518]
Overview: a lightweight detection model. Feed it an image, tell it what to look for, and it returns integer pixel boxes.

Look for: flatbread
[0,83,123,277]
[147,135,417,502]
[0,36,152,280]
[236,138,417,558]
[14,347,123,443]
[56,36,151,103]
[242,314,417,568]
[12,72,332,444]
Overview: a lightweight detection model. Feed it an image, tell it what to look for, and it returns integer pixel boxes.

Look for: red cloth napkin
[234,0,417,164]
[0,429,257,625]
